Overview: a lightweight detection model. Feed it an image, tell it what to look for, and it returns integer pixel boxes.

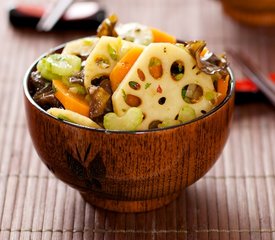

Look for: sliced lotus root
[112,43,217,130]
[62,37,99,57]
[84,36,144,89]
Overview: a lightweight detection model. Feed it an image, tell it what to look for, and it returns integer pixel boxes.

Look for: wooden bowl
[221,0,275,26]
[23,45,235,212]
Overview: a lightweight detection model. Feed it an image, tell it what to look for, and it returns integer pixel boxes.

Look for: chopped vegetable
[89,86,111,119]
[112,42,218,130]
[98,15,176,46]
[148,57,163,79]
[151,27,176,43]
[97,14,118,37]
[217,75,230,104]
[37,54,82,80]
[178,106,196,123]
[125,94,142,107]
[116,22,153,45]
[84,36,143,90]
[30,71,62,109]
[47,108,101,128]
[109,47,143,91]
[52,79,90,117]
[62,37,99,57]
[107,43,119,61]
[30,16,231,131]
[185,40,228,78]
[103,107,143,131]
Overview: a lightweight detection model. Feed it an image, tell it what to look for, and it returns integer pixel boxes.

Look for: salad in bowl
[29,15,230,131]
[24,15,234,212]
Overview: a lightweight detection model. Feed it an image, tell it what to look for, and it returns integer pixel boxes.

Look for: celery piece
[37,54,81,80]
[178,106,196,123]
[37,59,60,80]
[68,84,87,95]
[158,119,181,128]
[103,107,143,131]
[48,54,81,76]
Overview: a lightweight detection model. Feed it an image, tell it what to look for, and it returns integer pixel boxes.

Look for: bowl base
[80,191,181,212]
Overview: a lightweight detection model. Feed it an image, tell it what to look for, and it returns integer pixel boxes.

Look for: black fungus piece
[29,71,48,95]
[29,70,62,110]
[99,79,113,112]
[89,86,111,119]
[88,79,113,126]
[33,86,62,110]
[97,14,118,37]
[185,40,229,78]
[69,70,85,85]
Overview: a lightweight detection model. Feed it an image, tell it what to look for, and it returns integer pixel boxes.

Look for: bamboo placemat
[1,0,275,239]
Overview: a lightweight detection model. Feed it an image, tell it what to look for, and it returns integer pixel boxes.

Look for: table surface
[1,0,275,239]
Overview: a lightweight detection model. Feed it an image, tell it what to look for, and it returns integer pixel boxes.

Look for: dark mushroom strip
[89,86,111,119]
[185,40,229,79]
[97,14,118,38]
[29,71,62,109]
[69,70,85,85]
[33,87,62,110]
[29,71,49,94]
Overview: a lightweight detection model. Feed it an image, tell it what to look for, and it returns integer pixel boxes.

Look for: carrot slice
[110,47,143,91]
[151,27,176,43]
[217,75,230,104]
[149,57,163,79]
[52,80,90,117]
[125,94,142,107]
[200,47,209,57]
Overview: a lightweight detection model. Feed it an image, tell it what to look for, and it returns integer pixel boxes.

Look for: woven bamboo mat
[1,0,275,239]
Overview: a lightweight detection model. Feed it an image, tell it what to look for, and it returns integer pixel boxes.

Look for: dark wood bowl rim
[23,41,235,134]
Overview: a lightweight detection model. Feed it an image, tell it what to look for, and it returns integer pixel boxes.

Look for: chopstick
[36,0,74,32]
[227,49,275,106]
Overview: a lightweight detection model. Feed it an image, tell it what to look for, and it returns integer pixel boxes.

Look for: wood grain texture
[1,0,275,238]
[23,72,234,211]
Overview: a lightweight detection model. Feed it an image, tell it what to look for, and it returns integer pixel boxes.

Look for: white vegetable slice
[47,108,102,129]
[62,37,99,57]
[84,36,144,90]
[115,23,153,46]
[112,43,217,130]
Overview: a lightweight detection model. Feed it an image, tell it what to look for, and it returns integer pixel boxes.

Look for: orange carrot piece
[110,47,143,91]
[125,94,141,107]
[149,57,163,79]
[149,64,163,79]
[52,80,90,117]
[151,27,176,43]
[200,47,209,57]
[217,75,230,104]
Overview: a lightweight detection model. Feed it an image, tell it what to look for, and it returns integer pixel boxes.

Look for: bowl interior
[23,44,235,134]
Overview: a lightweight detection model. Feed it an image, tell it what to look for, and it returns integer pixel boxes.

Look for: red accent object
[16,4,45,18]
[270,73,275,83]
[236,72,275,92]
[235,78,258,92]
[157,85,162,93]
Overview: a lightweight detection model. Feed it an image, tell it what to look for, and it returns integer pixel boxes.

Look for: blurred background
[5,0,275,103]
